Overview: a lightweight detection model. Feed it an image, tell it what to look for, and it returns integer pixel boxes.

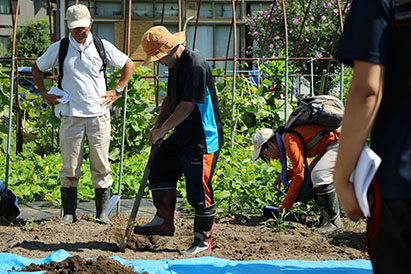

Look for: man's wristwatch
[115,87,123,94]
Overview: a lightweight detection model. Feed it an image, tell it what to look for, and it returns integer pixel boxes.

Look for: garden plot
[1,213,368,272]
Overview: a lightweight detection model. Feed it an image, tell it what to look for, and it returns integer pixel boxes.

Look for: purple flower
[293,18,299,24]
[333,9,338,14]
[269,43,274,48]
[321,15,326,20]
[327,2,332,8]
[275,35,280,40]
[310,16,315,21]
[305,26,309,31]
[324,23,329,28]
[253,31,258,35]
[315,52,323,58]
[304,49,308,53]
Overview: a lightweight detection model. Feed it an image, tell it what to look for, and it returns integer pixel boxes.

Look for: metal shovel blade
[108,195,121,216]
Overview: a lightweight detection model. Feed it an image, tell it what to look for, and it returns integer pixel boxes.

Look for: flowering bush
[244,0,351,93]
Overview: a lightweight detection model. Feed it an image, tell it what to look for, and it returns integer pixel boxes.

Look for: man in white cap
[133,26,224,255]
[251,125,342,233]
[32,4,135,225]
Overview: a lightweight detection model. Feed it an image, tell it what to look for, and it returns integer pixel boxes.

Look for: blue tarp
[0,249,372,274]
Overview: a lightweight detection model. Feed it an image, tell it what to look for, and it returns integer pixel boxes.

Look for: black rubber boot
[59,187,77,225]
[133,187,176,236]
[181,204,216,255]
[314,184,343,233]
[95,188,112,225]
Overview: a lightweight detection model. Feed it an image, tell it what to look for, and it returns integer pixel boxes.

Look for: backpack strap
[394,0,411,25]
[58,37,69,90]
[306,129,335,151]
[57,36,108,90]
[282,128,309,165]
[92,35,109,91]
[282,128,336,165]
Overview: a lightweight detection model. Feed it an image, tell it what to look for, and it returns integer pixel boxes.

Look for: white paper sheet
[350,144,382,217]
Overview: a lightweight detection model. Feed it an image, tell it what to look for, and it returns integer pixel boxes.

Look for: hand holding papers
[350,144,382,217]
[48,86,70,104]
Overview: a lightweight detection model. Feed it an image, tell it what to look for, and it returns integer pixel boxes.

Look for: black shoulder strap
[283,128,308,164]
[57,36,108,90]
[93,35,109,91]
[394,0,411,25]
[58,37,69,90]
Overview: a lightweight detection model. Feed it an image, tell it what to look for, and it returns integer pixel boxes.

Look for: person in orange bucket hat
[134,26,224,256]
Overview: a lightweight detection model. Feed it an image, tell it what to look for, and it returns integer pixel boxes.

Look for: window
[95,0,122,16]
[0,0,17,14]
[92,23,115,44]
[67,1,122,17]
[215,26,239,71]
[67,1,95,16]
[198,3,212,18]
[187,25,214,62]
[132,2,153,17]
[215,3,240,18]
[154,3,179,17]
[0,36,8,55]
[250,3,270,13]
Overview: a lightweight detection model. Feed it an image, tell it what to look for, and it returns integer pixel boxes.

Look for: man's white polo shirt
[36,33,129,117]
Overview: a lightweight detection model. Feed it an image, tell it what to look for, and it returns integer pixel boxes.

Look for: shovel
[107,86,128,216]
[118,140,161,252]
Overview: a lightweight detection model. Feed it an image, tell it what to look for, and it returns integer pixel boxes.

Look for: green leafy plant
[1,57,330,222]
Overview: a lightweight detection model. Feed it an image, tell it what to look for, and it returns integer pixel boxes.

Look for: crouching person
[252,126,343,233]
[133,26,224,255]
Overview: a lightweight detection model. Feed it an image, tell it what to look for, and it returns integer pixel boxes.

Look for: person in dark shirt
[334,0,411,272]
[133,26,224,255]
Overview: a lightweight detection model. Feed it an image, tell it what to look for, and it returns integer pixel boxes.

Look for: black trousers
[148,135,220,209]
[369,198,411,274]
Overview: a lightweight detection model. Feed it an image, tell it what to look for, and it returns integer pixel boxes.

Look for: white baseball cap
[66,4,91,29]
[251,128,275,161]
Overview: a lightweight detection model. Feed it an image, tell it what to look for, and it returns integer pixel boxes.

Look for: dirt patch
[1,213,368,271]
[19,255,143,273]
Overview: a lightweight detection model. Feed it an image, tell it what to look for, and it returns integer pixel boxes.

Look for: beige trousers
[59,113,112,189]
[309,141,339,188]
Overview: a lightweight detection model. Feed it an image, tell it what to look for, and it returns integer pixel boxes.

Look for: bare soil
[1,214,368,273]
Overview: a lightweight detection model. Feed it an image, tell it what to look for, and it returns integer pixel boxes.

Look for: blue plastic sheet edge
[1,249,372,274]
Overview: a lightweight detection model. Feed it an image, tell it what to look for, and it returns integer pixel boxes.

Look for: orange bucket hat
[141,26,185,66]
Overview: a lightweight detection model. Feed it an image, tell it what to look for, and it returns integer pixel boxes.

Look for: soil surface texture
[1,214,368,273]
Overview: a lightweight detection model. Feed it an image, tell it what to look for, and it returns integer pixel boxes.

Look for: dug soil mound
[1,213,368,272]
[19,255,143,273]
